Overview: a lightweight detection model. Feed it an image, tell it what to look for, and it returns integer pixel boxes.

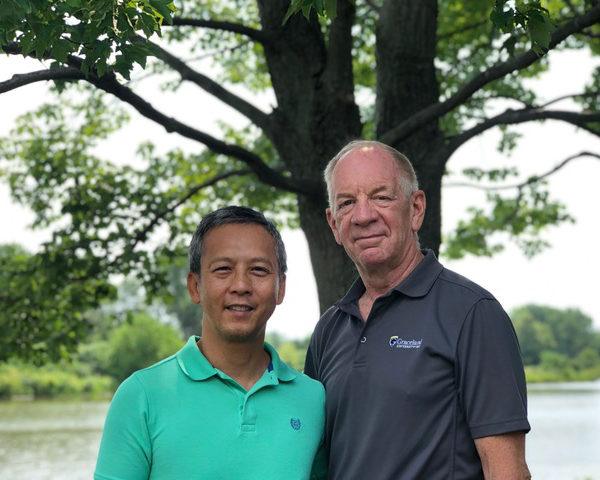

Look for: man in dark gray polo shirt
[304,140,531,479]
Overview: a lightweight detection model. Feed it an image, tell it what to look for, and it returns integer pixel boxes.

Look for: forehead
[201,223,277,261]
[331,146,401,194]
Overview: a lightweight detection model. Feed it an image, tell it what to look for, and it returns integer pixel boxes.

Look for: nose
[230,269,252,295]
[351,197,378,226]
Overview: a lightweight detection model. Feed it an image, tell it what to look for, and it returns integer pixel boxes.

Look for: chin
[220,327,264,344]
[358,250,389,267]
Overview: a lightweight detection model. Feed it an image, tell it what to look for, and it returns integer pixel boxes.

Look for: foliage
[160,259,202,337]
[0,360,113,399]
[0,242,115,364]
[267,333,310,371]
[287,0,556,56]
[512,305,600,382]
[444,181,574,259]
[0,0,176,79]
[94,311,183,382]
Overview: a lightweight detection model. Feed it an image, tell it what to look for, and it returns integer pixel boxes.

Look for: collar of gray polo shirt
[337,249,444,313]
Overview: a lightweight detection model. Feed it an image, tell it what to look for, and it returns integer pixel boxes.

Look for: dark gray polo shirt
[304,250,530,480]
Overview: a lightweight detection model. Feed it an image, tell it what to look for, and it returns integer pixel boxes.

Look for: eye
[337,199,354,210]
[212,265,231,273]
[251,266,271,276]
[374,194,393,202]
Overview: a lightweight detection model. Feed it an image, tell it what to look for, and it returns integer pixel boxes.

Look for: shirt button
[360,336,367,343]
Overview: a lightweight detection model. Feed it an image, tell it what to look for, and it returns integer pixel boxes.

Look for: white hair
[323,140,419,209]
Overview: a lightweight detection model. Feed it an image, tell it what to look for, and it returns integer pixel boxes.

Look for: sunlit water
[0,381,599,479]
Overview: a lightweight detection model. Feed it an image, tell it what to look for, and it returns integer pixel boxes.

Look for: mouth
[225,304,254,312]
[355,234,384,242]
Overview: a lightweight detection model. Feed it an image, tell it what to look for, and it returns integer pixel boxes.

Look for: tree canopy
[512,304,600,381]
[1,0,599,362]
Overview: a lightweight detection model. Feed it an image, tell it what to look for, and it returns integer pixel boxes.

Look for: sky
[1,48,599,339]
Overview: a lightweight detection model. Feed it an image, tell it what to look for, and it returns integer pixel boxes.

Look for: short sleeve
[94,374,152,480]
[456,298,531,439]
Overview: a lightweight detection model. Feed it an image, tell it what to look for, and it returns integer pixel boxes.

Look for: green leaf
[113,54,133,80]
[527,9,554,53]
[50,38,73,63]
[490,1,514,33]
[149,0,176,25]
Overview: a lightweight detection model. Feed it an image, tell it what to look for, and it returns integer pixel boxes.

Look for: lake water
[0,381,599,479]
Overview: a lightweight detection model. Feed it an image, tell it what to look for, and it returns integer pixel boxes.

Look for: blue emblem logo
[290,418,302,430]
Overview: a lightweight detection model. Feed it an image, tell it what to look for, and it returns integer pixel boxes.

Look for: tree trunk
[258,0,362,311]
[297,194,357,312]
[375,0,445,254]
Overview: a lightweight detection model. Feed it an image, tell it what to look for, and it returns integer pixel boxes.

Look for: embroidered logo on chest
[290,418,302,430]
[389,336,423,349]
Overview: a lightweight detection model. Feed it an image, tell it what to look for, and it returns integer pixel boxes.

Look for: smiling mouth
[226,305,254,312]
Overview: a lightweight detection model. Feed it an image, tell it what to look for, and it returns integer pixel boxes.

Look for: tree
[1,0,599,358]
[512,304,599,364]
[0,243,115,363]
[95,311,183,382]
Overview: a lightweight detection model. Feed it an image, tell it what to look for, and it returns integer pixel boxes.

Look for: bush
[100,313,184,383]
[0,362,113,399]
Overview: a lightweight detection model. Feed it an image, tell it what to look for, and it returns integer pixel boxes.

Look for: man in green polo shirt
[95,206,326,480]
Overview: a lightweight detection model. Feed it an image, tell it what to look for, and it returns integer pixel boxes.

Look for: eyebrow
[208,256,275,265]
[335,185,393,199]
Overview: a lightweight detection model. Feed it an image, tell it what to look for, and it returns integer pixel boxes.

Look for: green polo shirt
[95,336,326,480]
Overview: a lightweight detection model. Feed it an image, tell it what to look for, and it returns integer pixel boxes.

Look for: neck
[360,247,424,299]
[197,332,269,391]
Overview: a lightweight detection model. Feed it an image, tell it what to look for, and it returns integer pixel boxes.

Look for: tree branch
[129,169,251,251]
[323,0,356,94]
[84,71,312,195]
[1,42,315,195]
[445,151,600,191]
[447,108,600,155]
[144,38,274,135]
[539,91,599,109]
[380,3,600,146]
[0,67,84,94]
[170,17,269,43]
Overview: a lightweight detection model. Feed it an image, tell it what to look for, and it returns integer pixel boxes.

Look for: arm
[475,432,530,480]
[94,375,152,480]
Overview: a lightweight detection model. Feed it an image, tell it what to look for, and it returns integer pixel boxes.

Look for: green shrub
[0,362,114,399]
[0,364,27,398]
[101,313,184,383]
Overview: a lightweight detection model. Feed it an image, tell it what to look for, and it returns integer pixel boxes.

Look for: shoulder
[115,353,180,399]
[436,265,497,305]
[437,266,495,299]
[292,371,326,397]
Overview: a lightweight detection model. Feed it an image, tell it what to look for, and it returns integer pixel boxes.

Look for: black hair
[188,206,287,276]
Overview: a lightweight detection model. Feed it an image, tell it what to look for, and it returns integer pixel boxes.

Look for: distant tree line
[512,305,600,382]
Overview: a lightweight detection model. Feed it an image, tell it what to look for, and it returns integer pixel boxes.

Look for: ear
[326,207,342,245]
[410,190,426,233]
[276,274,286,305]
[187,272,202,305]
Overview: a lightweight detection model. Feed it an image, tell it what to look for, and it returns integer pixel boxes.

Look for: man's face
[326,146,425,273]
[187,223,285,343]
